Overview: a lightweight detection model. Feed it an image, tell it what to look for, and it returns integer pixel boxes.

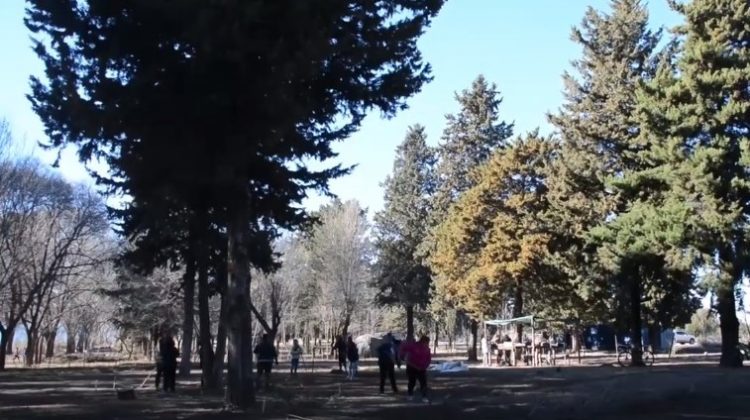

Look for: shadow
[1,363,748,419]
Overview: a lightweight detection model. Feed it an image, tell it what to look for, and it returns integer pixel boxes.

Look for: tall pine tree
[634,0,750,367]
[546,0,664,351]
[422,75,513,359]
[374,125,435,340]
[26,0,444,407]
[430,133,561,343]
[429,75,514,225]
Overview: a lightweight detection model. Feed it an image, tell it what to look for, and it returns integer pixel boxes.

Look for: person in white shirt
[481,335,490,366]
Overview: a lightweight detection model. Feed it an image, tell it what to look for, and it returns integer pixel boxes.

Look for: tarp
[429,361,469,373]
[484,315,535,326]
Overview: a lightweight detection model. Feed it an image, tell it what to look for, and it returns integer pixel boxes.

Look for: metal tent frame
[483,315,538,366]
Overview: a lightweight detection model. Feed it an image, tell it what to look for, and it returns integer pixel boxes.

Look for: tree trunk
[339,313,352,338]
[36,336,44,364]
[77,328,89,353]
[45,330,57,359]
[142,338,149,357]
[66,330,76,354]
[197,231,219,391]
[714,246,742,367]
[717,283,741,367]
[212,290,229,388]
[571,327,581,352]
[433,321,439,354]
[5,324,15,356]
[179,246,197,377]
[468,319,478,361]
[629,276,644,367]
[513,285,524,342]
[224,190,255,409]
[0,325,9,370]
[25,331,36,366]
[405,305,415,340]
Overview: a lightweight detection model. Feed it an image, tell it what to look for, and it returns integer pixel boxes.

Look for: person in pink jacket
[400,335,431,401]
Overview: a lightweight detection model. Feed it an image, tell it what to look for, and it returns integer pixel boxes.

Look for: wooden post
[483,320,488,366]
[615,333,619,360]
[531,317,535,367]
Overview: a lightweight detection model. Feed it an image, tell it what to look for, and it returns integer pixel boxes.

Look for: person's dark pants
[257,362,273,389]
[163,363,176,392]
[155,361,163,389]
[406,366,427,397]
[291,358,299,374]
[338,356,347,372]
[379,361,397,393]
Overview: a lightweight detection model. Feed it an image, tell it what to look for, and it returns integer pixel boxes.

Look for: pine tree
[429,75,514,225]
[373,125,436,340]
[26,0,444,407]
[588,192,700,365]
[430,133,560,341]
[422,75,513,359]
[634,0,750,367]
[545,0,663,349]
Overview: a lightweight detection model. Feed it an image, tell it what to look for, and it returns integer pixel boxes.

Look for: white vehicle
[673,330,696,345]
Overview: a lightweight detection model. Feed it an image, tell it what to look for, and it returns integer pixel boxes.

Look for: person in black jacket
[254,334,278,390]
[159,334,179,392]
[346,336,359,380]
[377,333,398,394]
[331,335,347,373]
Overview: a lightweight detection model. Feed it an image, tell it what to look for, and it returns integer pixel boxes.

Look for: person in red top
[400,335,431,401]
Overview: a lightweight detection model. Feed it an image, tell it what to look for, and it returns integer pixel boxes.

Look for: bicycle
[617,344,654,367]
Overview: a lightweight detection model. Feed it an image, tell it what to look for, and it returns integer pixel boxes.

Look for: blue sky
[0,0,682,215]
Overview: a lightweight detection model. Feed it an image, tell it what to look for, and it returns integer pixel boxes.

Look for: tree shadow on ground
[1,362,749,419]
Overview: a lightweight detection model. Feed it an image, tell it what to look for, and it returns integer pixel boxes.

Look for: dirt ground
[1,355,749,420]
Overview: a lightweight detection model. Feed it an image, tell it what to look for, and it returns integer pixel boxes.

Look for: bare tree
[250,236,305,341]
[305,200,373,340]
[105,264,183,359]
[17,185,110,365]
[0,159,88,369]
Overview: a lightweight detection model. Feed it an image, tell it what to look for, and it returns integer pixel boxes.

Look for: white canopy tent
[483,315,538,366]
[484,315,536,327]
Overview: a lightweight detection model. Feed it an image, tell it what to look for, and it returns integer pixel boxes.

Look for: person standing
[331,335,347,373]
[346,336,359,380]
[254,334,278,390]
[377,333,398,394]
[392,337,403,369]
[160,334,179,392]
[481,335,490,366]
[401,335,432,402]
[290,339,303,375]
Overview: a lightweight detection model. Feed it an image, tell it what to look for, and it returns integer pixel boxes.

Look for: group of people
[259,331,433,401]
[481,329,557,366]
[151,330,433,401]
[331,335,360,380]
[376,333,432,402]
